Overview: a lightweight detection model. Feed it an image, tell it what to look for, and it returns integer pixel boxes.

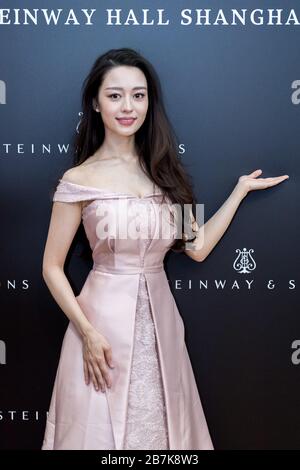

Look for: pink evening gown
[42,179,214,450]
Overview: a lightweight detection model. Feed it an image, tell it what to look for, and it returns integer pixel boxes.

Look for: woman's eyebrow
[104,86,147,90]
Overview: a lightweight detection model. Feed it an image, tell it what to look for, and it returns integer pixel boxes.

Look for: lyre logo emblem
[233,248,256,274]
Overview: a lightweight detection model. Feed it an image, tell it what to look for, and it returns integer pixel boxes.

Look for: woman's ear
[92,98,99,112]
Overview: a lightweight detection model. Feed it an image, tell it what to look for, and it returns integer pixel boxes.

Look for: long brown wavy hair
[70,47,198,252]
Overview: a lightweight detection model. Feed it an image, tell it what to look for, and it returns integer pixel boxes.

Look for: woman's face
[94,65,149,136]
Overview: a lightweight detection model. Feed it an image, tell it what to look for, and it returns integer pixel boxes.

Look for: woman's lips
[116,117,137,126]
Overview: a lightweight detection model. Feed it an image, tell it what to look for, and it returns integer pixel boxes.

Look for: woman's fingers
[94,354,112,390]
[99,361,112,389]
[264,175,289,186]
[247,169,289,181]
[272,175,289,181]
[87,362,99,391]
[250,171,290,181]
[83,360,89,385]
[258,175,289,184]
[91,361,106,392]
[104,345,115,369]
[250,175,289,190]
[86,359,106,392]
[248,169,262,177]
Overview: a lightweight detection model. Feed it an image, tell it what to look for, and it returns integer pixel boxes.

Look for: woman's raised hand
[82,327,115,392]
[237,169,289,197]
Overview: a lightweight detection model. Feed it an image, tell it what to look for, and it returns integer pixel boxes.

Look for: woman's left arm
[184,169,289,262]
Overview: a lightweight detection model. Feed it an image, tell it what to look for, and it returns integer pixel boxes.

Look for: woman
[41,48,289,450]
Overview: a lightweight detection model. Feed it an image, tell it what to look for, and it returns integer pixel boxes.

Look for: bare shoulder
[60,157,97,185]
[59,157,112,210]
[60,167,84,185]
[61,156,116,187]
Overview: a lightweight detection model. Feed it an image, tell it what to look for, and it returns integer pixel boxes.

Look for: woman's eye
[108,93,145,99]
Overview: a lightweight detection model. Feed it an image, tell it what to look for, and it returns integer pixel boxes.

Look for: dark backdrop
[0,0,299,449]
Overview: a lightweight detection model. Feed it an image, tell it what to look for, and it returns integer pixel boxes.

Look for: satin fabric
[42,179,214,450]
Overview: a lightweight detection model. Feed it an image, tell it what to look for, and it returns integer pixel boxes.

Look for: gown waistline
[92,263,164,275]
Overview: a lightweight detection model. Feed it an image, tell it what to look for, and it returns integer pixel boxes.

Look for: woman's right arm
[42,200,114,392]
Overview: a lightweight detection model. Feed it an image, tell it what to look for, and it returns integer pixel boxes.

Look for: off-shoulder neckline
[58,178,164,200]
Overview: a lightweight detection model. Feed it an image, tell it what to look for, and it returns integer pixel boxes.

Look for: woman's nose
[122,96,133,111]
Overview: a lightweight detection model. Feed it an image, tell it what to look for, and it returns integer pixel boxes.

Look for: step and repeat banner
[0,0,299,450]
